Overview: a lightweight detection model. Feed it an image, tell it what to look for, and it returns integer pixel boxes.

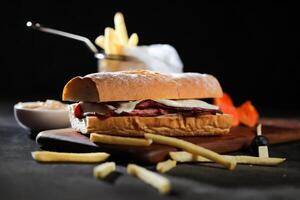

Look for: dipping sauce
[17,100,67,110]
[14,100,70,131]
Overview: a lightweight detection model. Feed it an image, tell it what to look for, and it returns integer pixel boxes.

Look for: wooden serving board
[36,118,300,164]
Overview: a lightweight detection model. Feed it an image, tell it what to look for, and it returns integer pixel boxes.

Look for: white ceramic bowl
[14,102,71,131]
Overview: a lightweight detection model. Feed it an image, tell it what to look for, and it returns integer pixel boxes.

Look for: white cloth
[125,44,183,73]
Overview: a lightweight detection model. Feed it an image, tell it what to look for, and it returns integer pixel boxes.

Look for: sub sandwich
[63,70,233,136]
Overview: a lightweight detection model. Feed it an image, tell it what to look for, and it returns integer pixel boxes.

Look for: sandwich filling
[72,99,222,119]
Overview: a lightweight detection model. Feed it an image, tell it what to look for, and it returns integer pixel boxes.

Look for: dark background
[2,1,300,112]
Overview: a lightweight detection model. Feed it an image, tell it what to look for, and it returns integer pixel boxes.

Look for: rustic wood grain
[36,118,300,164]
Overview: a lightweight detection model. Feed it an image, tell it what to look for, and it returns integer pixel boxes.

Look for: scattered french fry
[128,33,139,47]
[127,164,171,194]
[114,12,128,45]
[144,134,236,170]
[94,162,116,179]
[156,159,177,173]
[95,35,105,49]
[90,133,152,146]
[31,151,110,163]
[169,151,286,166]
[229,156,285,165]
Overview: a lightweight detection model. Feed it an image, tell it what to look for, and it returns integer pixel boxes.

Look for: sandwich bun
[63,70,223,103]
[70,113,233,136]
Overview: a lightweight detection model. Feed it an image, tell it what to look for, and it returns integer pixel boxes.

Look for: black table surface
[1,101,300,200]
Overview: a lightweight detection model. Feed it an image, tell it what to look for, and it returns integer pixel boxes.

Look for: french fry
[128,33,139,47]
[107,29,124,55]
[229,156,285,165]
[144,134,236,170]
[95,35,105,49]
[112,35,124,55]
[90,133,152,146]
[31,151,110,163]
[156,159,177,173]
[169,151,286,166]
[108,27,118,54]
[127,164,171,194]
[94,162,116,179]
[104,27,115,55]
[114,12,128,45]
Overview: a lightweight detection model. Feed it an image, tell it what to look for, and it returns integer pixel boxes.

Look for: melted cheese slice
[114,100,142,114]
[114,99,218,114]
[155,99,218,110]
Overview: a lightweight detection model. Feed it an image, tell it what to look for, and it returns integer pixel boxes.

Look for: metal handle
[26,21,99,54]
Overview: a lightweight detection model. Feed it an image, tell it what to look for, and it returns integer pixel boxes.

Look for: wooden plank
[36,118,300,164]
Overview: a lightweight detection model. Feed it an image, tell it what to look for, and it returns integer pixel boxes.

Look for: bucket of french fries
[94,12,183,73]
[95,12,146,72]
